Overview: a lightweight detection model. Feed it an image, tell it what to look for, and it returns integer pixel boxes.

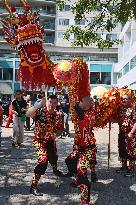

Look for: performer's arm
[128,123,136,138]
[12,104,18,116]
[56,130,63,137]
[26,98,46,118]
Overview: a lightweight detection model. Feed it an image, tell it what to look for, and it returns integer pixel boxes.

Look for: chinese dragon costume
[53,59,97,205]
[95,87,136,175]
[1,0,56,89]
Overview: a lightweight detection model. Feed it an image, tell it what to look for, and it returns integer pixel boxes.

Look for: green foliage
[56,0,65,10]
[56,0,136,48]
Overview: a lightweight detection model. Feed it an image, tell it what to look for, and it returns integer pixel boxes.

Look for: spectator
[93,95,99,110]
[2,101,9,117]
[25,95,31,131]
[60,89,70,137]
[12,90,27,147]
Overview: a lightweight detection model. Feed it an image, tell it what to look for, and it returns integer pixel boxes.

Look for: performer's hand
[51,133,56,140]
[128,132,133,138]
[73,144,78,150]
[13,111,18,116]
[21,108,26,112]
[40,98,46,106]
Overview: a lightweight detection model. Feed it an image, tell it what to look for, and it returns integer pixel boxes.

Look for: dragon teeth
[17,37,42,49]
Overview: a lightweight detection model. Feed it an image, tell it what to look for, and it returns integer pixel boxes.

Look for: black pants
[25,117,30,130]
[118,132,128,160]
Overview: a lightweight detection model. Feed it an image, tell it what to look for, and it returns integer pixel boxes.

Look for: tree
[56,0,136,48]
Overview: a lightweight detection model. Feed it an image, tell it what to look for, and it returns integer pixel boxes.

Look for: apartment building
[0,0,56,100]
[0,0,121,99]
[113,21,136,90]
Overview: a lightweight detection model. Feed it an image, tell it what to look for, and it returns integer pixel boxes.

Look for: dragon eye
[15,25,18,29]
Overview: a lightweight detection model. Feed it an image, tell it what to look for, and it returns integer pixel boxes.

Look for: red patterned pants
[34,140,58,175]
[65,145,97,204]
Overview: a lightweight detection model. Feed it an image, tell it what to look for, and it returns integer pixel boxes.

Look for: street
[0,122,136,205]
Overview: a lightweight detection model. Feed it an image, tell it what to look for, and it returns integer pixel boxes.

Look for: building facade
[113,21,136,90]
[0,0,121,99]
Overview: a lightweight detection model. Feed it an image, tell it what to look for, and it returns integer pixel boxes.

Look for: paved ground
[0,121,136,205]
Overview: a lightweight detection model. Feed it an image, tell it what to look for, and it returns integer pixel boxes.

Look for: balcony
[0,8,7,13]
[45,0,55,1]
[44,37,55,44]
[32,0,56,3]
[43,23,55,30]
[39,9,56,16]
[0,6,56,16]
[0,36,5,41]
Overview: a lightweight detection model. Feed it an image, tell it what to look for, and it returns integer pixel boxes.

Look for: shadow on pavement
[0,127,136,205]
[92,167,136,205]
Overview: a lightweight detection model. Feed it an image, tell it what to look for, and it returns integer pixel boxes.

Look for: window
[90,72,101,84]
[90,64,112,72]
[58,32,65,38]
[75,19,85,25]
[112,34,117,40]
[106,34,112,40]
[45,33,55,43]
[15,69,19,81]
[0,30,4,36]
[112,19,118,26]
[90,72,111,85]
[42,19,55,29]
[123,63,129,75]
[97,33,101,38]
[59,19,69,26]
[59,4,70,11]
[64,5,70,11]
[0,68,2,80]
[130,56,136,70]
[90,18,96,25]
[3,68,13,80]
[101,72,111,85]
[69,34,74,40]
[118,69,122,78]
[41,5,56,15]
[106,34,117,40]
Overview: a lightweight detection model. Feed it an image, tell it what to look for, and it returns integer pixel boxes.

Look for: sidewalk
[0,123,136,205]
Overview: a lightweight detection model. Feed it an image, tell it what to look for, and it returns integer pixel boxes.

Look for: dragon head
[16,23,45,67]
[1,0,55,89]
[1,0,45,67]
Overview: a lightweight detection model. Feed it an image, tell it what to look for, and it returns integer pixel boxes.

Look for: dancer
[65,95,97,205]
[116,93,136,177]
[53,58,97,205]
[26,95,64,196]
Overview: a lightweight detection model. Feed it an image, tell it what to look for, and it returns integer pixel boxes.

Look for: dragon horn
[2,0,12,16]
